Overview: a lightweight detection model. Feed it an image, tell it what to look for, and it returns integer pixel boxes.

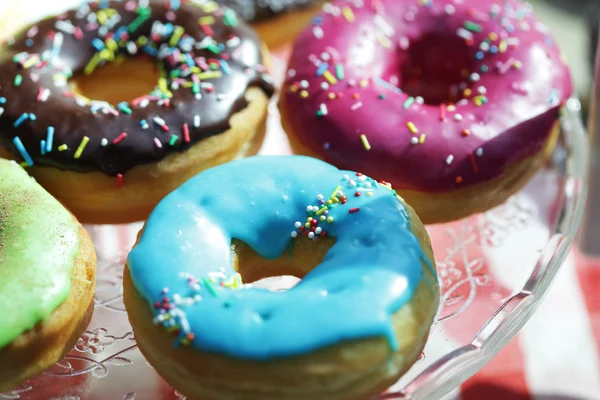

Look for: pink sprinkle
[85,22,99,31]
[74,27,83,40]
[201,24,214,37]
[183,123,190,143]
[154,138,163,148]
[107,108,119,116]
[116,174,124,189]
[27,26,38,38]
[37,88,44,101]
[112,132,128,145]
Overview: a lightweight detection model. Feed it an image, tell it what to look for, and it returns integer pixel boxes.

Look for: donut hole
[399,33,477,105]
[231,236,335,292]
[69,57,160,105]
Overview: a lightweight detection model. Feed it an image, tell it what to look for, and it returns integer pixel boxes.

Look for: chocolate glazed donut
[0,0,274,223]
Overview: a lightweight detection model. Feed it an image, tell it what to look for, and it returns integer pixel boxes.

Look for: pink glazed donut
[279,0,573,224]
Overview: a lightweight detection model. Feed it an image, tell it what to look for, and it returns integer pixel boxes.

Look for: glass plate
[0,2,589,399]
[0,97,587,400]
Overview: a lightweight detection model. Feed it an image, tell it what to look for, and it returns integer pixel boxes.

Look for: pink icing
[281,0,573,192]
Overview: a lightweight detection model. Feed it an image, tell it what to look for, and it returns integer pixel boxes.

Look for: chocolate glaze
[220,0,320,22]
[0,0,274,176]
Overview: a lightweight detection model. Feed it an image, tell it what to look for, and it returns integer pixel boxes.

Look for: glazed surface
[0,159,79,348]
[0,0,273,177]
[282,0,572,191]
[220,0,320,22]
[128,156,436,359]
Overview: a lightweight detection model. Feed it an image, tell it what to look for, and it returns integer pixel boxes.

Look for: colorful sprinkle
[12,137,33,166]
[360,134,371,150]
[73,136,90,159]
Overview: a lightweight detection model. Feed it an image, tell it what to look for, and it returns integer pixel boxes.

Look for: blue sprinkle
[170,0,181,10]
[0,97,6,104]
[40,140,46,155]
[374,77,402,95]
[92,38,105,51]
[13,137,33,166]
[115,26,128,40]
[184,53,195,67]
[316,62,329,76]
[164,23,174,36]
[25,39,33,47]
[217,43,225,51]
[220,59,231,75]
[28,113,36,121]
[143,46,158,56]
[475,51,484,60]
[13,113,29,127]
[90,105,102,113]
[100,0,109,8]
[46,126,54,153]
[312,16,324,25]
[490,46,498,53]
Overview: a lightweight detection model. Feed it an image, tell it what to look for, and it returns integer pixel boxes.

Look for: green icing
[0,159,80,348]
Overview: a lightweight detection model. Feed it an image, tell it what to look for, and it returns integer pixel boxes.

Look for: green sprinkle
[192,82,200,94]
[403,97,415,109]
[206,44,221,54]
[128,15,150,33]
[335,64,344,80]
[202,278,219,297]
[464,21,483,32]
[169,134,178,146]
[13,74,22,86]
[379,93,386,99]
[481,65,489,73]
[223,9,238,26]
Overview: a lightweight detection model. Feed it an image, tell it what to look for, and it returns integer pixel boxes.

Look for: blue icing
[127,156,435,360]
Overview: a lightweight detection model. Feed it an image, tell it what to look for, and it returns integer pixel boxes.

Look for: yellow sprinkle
[316,206,328,215]
[180,338,190,346]
[489,32,498,41]
[464,88,472,97]
[300,90,309,98]
[137,36,148,46]
[74,136,90,159]
[182,82,193,88]
[106,38,118,52]
[190,66,201,74]
[58,144,68,152]
[97,10,108,25]
[327,216,334,223]
[290,85,298,93]
[366,191,373,196]
[19,162,28,168]
[360,134,371,151]
[323,70,337,85]
[22,56,39,69]
[198,1,219,12]
[84,53,102,75]
[499,40,507,53]
[376,32,392,48]
[320,215,326,221]
[407,122,418,134]
[159,77,169,93]
[100,48,114,61]
[327,92,336,99]
[326,199,333,205]
[419,133,426,144]
[342,6,355,22]
[170,26,185,47]
[305,222,310,228]
[197,71,222,80]
[330,186,342,199]
[513,60,522,69]
[359,79,369,88]
[447,104,456,112]
[234,273,243,288]
[199,16,215,25]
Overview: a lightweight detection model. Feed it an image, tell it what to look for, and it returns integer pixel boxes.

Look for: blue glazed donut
[125,155,439,400]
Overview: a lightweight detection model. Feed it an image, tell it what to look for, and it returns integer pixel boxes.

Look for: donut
[0,0,274,224]
[220,0,324,49]
[0,159,96,392]
[279,0,573,224]
[124,155,439,400]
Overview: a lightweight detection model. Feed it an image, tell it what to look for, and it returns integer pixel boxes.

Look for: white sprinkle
[139,99,150,108]
[153,116,166,126]
[291,231,298,238]
[306,206,313,212]
[415,96,424,104]
[287,69,297,78]
[454,114,463,121]
[0,108,4,117]
[323,142,330,150]
[317,194,324,200]
[351,102,363,111]
[337,191,344,197]
[300,80,309,89]
[445,4,456,14]
[126,41,137,55]
[55,20,75,34]
[343,174,349,181]
[478,86,487,94]
[457,99,469,107]
[373,14,394,37]
[411,137,419,145]
[308,232,315,239]
[349,180,357,187]
[456,27,473,41]
[313,26,324,39]
[320,82,329,90]
[446,155,454,165]
[100,138,108,146]
[476,148,483,157]
[315,227,323,234]
[294,221,302,228]
[364,182,372,188]
[40,89,51,102]
[319,103,328,115]
[470,73,481,82]
[193,115,201,128]
[321,52,330,61]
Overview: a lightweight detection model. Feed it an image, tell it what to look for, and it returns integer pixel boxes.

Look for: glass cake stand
[0,96,587,400]
[0,2,589,399]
